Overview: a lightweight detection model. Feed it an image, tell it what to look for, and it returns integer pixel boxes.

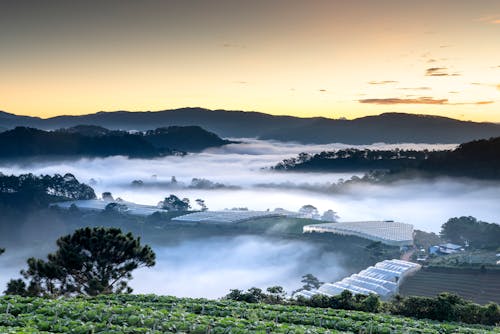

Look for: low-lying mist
[131,235,348,298]
[1,139,499,296]
[0,234,349,298]
[1,139,496,233]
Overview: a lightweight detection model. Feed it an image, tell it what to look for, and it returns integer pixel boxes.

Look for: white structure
[294,259,421,300]
[172,210,283,224]
[303,221,414,247]
[51,199,167,216]
[437,243,464,254]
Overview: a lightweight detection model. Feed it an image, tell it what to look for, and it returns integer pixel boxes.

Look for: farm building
[294,259,421,300]
[303,221,414,246]
[172,210,284,224]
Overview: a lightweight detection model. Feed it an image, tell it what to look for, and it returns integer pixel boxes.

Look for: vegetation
[143,126,234,152]
[5,227,155,297]
[159,194,191,212]
[0,125,232,159]
[273,149,429,171]
[0,294,498,333]
[440,216,500,250]
[274,136,500,180]
[413,229,443,250]
[225,287,500,327]
[0,173,95,209]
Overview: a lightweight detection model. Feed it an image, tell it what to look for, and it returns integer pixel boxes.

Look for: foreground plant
[5,227,155,297]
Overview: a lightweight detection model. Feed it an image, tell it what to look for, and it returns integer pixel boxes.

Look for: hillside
[274,136,500,180]
[0,295,497,333]
[2,109,500,144]
[0,125,232,159]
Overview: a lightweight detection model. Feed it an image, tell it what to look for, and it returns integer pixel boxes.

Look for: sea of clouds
[1,139,499,297]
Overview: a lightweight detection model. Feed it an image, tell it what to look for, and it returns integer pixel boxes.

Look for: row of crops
[0,294,498,333]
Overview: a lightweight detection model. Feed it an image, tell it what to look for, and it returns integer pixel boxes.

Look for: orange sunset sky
[1,0,499,121]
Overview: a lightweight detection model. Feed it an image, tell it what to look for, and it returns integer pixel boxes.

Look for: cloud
[221,43,246,49]
[425,67,460,77]
[471,82,500,91]
[473,101,494,105]
[368,80,398,85]
[359,97,494,106]
[397,87,431,91]
[359,97,448,105]
[478,15,500,24]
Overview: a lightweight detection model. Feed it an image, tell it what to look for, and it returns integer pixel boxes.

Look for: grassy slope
[0,295,498,334]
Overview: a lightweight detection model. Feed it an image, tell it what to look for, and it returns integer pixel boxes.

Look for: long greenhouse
[294,259,421,300]
[303,221,414,246]
[172,210,283,224]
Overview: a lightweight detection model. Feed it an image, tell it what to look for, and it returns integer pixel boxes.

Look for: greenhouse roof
[303,221,414,246]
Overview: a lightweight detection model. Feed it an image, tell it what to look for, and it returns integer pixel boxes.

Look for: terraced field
[400,270,500,304]
[0,294,498,333]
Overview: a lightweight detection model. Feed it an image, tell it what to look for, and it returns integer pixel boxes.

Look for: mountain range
[2,108,500,144]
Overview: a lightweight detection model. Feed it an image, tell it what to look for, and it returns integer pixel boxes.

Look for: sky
[1,0,500,121]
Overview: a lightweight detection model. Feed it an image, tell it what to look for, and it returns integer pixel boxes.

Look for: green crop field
[399,270,500,305]
[0,294,498,334]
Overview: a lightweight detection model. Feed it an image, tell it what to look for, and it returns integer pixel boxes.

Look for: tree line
[273,136,500,180]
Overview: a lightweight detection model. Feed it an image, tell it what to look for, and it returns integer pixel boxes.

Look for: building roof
[303,221,414,246]
[294,259,421,299]
[440,243,463,250]
[172,210,283,223]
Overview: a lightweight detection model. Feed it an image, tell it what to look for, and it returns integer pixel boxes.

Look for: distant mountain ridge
[1,108,500,144]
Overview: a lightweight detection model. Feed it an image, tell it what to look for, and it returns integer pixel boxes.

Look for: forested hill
[0,125,232,159]
[2,109,500,144]
[420,136,500,179]
[0,173,95,209]
[274,136,500,180]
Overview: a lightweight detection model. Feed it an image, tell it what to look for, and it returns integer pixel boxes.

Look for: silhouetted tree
[161,194,191,211]
[5,227,155,297]
[195,199,208,211]
[300,274,322,290]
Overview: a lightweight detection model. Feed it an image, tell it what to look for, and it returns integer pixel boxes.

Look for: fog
[0,234,349,298]
[0,139,496,233]
[1,139,499,296]
[130,235,348,298]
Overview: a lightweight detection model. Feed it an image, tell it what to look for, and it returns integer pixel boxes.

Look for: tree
[321,210,339,222]
[298,205,319,219]
[195,199,208,211]
[5,227,155,297]
[161,194,191,211]
[440,216,500,249]
[300,274,322,291]
[265,286,286,304]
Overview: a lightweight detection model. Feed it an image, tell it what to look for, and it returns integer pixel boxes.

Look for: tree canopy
[440,216,500,249]
[5,227,155,297]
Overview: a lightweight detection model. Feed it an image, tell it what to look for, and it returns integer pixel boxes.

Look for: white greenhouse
[303,221,414,246]
[293,259,421,300]
[172,210,283,224]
